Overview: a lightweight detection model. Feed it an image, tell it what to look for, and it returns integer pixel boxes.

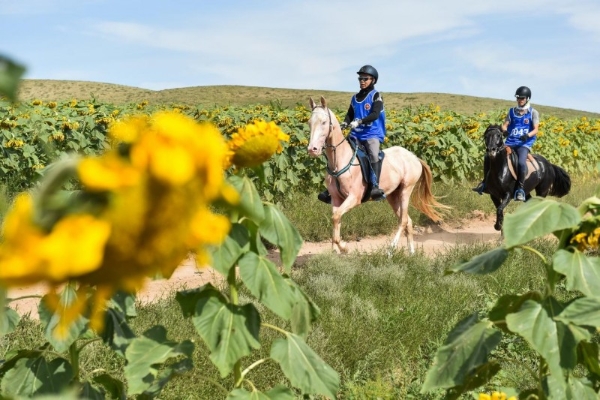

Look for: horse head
[484,125,505,158]
[307,96,334,157]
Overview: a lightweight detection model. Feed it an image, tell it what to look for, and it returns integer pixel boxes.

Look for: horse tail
[549,164,571,197]
[412,159,451,223]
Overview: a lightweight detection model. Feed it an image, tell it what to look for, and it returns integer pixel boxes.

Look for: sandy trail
[7,215,501,319]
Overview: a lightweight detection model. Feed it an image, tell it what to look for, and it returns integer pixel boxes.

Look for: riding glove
[519,134,529,142]
[350,119,361,129]
[340,122,349,130]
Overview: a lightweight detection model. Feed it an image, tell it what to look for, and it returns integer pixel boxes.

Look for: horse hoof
[494,223,502,231]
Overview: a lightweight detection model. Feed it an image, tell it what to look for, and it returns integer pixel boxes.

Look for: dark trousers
[511,146,529,187]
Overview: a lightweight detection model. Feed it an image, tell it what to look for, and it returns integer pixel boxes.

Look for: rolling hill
[16,79,599,120]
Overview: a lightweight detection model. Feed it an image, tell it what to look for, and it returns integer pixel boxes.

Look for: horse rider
[472,86,539,202]
[318,65,387,204]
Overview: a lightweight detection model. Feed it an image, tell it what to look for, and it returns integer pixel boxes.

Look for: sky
[2,0,600,113]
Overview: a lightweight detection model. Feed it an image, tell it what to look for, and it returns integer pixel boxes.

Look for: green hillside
[17,79,600,120]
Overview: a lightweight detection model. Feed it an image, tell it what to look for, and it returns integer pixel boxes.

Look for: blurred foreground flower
[227,120,289,168]
[479,392,516,400]
[0,111,238,335]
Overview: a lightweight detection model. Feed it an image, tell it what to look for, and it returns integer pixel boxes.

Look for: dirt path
[7,213,501,319]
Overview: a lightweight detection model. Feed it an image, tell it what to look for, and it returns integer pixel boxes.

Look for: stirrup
[370,187,386,201]
[472,181,486,195]
[514,188,526,202]
[317,190,331,204]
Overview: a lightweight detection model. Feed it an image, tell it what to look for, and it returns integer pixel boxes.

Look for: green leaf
[506,300,565,388]
[92,373,126,400]
[242,219,269,256]
[446,247,509,275]
[259,203,303,273]
[210,223,249,276]
[229,175,265,222]
[553,250,600,298]
[284,277,321,337]
[1,357,73,398]
[124,325,194,395]
[566,377,598,400]
[79,382,105,400]
[238,252,296,320]
[101,307,136,357]
[421,314,501,392]
[556,297,600,327]
[442,362,501,400]
[0,55,26,102]
[38,286,89,353]
[190,287,261,377]
[578,342,600,377]
[270,333,339,398]
[503,199,580,248]
[0,307,20,336]
[141,358,194,398]
[109,291,137,318]
[227,385,296,400]
[488,292,543,332]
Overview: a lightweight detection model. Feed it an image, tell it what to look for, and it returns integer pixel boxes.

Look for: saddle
[347,136,385,203]
[505,147,541,181]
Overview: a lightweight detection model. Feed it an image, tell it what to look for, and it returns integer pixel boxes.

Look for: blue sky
[2,0,600,113]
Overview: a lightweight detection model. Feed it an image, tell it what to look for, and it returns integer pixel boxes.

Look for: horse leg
[494,193,512,231]
[387,185,415,254]
[331,194,360,254]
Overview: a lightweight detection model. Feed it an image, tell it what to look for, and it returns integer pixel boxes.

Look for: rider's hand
[350,119,361,129]
[340,122,349,130]
[520,134,529,142]
[502,129,508,138]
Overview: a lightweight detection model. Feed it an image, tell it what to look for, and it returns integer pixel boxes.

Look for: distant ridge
[16,79,599,120]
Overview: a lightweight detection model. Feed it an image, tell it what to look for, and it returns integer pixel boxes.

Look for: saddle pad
[505,147,540,181]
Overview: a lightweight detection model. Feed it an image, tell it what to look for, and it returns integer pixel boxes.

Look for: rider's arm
[501,113,510,135]
[343,105,354,124]
[526,109,540,138]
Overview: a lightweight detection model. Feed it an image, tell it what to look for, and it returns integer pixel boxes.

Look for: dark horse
[483,124,571,231]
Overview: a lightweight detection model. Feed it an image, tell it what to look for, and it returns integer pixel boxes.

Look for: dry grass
[17,79,600,119]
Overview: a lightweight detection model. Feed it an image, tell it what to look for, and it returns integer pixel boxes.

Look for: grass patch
[1,238,570,398]
[280,176,600,242]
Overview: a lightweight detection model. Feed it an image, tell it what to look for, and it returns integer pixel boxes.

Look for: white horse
[307,97,449,254]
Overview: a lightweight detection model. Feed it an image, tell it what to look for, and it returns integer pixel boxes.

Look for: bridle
[484,127,506,156]
[312,106,358,177]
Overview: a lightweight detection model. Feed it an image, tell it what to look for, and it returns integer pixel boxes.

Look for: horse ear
[309,97,316,110]
[320,96,327,108]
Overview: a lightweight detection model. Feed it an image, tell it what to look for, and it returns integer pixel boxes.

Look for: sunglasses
[358,77,371,82]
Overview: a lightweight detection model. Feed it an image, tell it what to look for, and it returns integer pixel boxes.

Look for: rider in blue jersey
[472,86,539,201]
[318,65,387,203]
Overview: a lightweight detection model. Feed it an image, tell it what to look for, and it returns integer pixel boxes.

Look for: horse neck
[324,120,354,172]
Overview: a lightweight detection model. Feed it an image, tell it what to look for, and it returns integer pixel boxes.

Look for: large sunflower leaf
[421,313,501,392]
[503,199,580,248]
[270,333,339,398]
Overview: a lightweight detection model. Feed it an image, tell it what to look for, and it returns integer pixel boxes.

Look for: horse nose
[308,145,320,157]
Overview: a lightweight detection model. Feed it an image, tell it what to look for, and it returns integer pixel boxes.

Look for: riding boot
[369,160,386,201]
[472,155,490,195]
[514,169,526,202]
[317,189,332,204]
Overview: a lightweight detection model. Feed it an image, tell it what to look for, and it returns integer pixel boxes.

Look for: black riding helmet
[515,86,531,100]
[357,65,378,83]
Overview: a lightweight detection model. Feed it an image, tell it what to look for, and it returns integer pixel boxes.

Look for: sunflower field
[1,99,599,200]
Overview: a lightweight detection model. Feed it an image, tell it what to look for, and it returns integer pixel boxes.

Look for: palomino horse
[482,124,571,231]
[307,97,449,254]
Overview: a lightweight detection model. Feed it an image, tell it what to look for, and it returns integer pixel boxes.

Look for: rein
[315,106,358,177]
